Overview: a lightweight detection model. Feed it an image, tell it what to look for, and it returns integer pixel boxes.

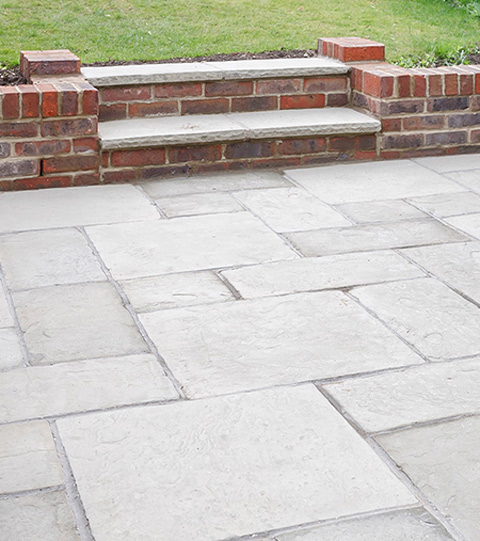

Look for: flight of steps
[81,57,381,182]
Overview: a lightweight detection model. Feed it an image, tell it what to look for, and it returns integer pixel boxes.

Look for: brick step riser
[98,76,349,122]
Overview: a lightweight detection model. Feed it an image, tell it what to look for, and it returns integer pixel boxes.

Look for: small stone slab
[0,327,24,369]
[408,191,480,217]
[221,251,425,299]
[0,354,178,424]
[413,154,480,173]
[140,291,422,397]
[336,199,427,223]
[276,508,453,540]
[352,278,480,360]
[0,491,79,541]
[286,220,465,256]
[0,421,63,494]
[377,417,480,540]
[445,213,480,239]
[324,357,480,432]
[0,185,159,233]
[121,272,234,312]
[141,170,291,198]
[288,160,463,204]
[14,282,148,364]
[87,213,296,280]
[0,228,104,290]
[57,385,416,541]
[233,187,351,232]
[156,192,243,217]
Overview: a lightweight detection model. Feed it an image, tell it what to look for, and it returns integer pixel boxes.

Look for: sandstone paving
[445,213,480,239]
[14,282,148,364]
[324,357,480,432]
[140,291,423,397]
[335,199,427,223]
[120,271,234,312]
[276,508,454,540]
[87,212,296,280]
[221,250,425,299]
[0,491,79,541]
[56,385,416,541]
[407,191,480,218]
[0,354,178,424]
[286,219,466,257]
[377,417,480,540]
[0,421,63,494]
[155,191,243,217]
[413,154,480,173]
[352,278,480,360]
[0,285,12,327]
[445,170,480,193]
[0,327,24,369]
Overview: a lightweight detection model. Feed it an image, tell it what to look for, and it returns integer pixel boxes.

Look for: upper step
[100,107,380,150]
[82,57,349,86]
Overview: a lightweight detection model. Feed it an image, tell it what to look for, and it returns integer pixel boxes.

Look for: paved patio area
[1,155,480,541]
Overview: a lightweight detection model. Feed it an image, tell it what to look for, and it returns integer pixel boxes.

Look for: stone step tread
[100,108,381,150]
[82,57,349,87]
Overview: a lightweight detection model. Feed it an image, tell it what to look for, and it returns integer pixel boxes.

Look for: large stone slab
[140,291,422,397]
[0,185,158,233]
[87,212,296,280]
[324,357,480,432]
[287,160,462,204]
[407,191,480,218]
[0,327,24,369]
[276,508,453,540]
[234,187,351,232]
[402,241,480,304]
[352,278,480,360]
[413,154,480,172]
[0,421,63,494]
[445,213,480,239]
[0,287,12,327]
[0,228,104,290]
[0,491,79,541]
[221,251,425,299]
[57,385,416,541]
[446,170,480,193]
[0,354,178,424]
[336,199,426,224]
[155,192,242,217]
[377,417,480,540]
[121,271,234,312]
[286,220,465,257]
[14,282,147,364]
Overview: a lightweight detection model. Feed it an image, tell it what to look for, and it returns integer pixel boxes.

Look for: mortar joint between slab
[133,183,168,219]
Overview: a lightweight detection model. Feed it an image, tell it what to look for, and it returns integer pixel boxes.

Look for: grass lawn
[1,0,479,66]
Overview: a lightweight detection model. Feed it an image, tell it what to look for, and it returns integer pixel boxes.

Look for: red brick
[0,121,38,138]
[412,74,427,97]
[0,159,40,178]
[15,140,71,156]
[154,83,203,98]
[111,148,166,167]
[225,141,275,159]
[354,149,377,160]
[205,81,253,97]
[328,137,355,151]
[73,137,100,153]
[1,88,20,119]
[382,118,402,132]
[383,100,425,115]
[256,79,302,95]
[129,101,178,117]
[384,133,424,149]
[250,157,302,169]
[101,86,151,102]
[277,138,326,155]
[0,142,10,158]
[73,172,100,186]
[181,99,229,115]
[169,145,222,163]
[11,175,72,190]
[42,155,99,174]
[300,155,336,166]
[139,164,190,179]
[425,131,467,146]
[362,71,394,98]
[20,50,80,78]
[475,73,480,94]
[428,74,443,96]
[304,76,347,93]
[59,86,79,116]
[459,73,474,95]
[18,86,40,118]
[326,93,348,106]
[102,152,109,167]
[397,74,411,98]
[444,73,458,96]
[403,115,445,130]
[470,129,480,143]
[318,37,385,62]
[231,96,277,112]
[103,169,138,183]
[355,135,376,150]
[193,162,229,174]
[280,94,325,109]
[41,118,97,137]
[99,103,127,121]
[82,88,99,115]
[36,84,59,117]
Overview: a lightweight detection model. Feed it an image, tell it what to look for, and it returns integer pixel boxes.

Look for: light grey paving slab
[0,491,79,541]
[233,187,351,232]
[0,354,178,424]
[0,288,12,328]
[408,191,480,218]
[155,192,242,217]
[14,282,147,364]
[57,385,416,541]
[324,357,480,432]
[141,170,291,198]
[413,153,480,172]
[286,220,465,257]
[140,291,422,397]
[0,421,63,494]
[0,185,158,233]
[445,169,480,193]
[402,241,480,304]
[87,212,296,280]
[377,417,480,540]
[0,327,24,369]
[352,278,480,361]
[276,508,453,540]
[0,228,104,290]
[221,251,425,299]
[336,199,427,223]
[288,160,463,204]
[121,271,234,312]
[445,213,480,239]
